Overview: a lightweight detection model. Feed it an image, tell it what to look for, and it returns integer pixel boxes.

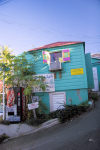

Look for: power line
[0,0,12,6]
[0,12,100,41]
[0,16,100,41]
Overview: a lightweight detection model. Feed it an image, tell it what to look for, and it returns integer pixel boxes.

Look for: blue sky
[0,0,100,55]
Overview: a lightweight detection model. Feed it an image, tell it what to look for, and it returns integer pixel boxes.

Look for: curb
[3,118,59,143]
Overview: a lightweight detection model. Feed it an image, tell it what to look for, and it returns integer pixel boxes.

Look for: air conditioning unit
[49,61,62,71]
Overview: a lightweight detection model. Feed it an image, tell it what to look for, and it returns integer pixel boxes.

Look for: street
[0,100,100,150]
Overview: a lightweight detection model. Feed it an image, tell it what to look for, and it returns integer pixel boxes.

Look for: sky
[0,0,100,55]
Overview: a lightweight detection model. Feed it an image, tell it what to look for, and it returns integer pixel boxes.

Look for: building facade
[27,42,93,113]
[91,54,100,91]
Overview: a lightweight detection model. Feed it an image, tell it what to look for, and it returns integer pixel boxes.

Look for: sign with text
[71,68,84,75]
[33,74,55,92]
[32,96,39,102]
[28,102,39,110]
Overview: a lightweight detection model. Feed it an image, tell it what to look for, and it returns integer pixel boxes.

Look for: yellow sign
[71,68,84,75]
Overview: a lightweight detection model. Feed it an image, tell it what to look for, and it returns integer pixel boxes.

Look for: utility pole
[3,70,5,120]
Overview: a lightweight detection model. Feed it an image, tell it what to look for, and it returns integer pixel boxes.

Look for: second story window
[49,52,62,71]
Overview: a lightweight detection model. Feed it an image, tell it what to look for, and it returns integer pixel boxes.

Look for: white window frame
[49,51,62,71]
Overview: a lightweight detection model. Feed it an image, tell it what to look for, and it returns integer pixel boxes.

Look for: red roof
[29,41,85,51]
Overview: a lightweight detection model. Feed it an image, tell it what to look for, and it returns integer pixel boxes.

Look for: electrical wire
[0,0,12,6]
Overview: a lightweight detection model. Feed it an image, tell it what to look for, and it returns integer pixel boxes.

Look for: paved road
[0,100,100,150]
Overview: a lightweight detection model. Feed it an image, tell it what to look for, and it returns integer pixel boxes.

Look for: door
[49,92,66,112]
[92,67,99,91]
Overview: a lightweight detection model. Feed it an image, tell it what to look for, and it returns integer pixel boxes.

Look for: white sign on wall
[28,102,39,110]
[92,67,99,91]
[33,74,55,92]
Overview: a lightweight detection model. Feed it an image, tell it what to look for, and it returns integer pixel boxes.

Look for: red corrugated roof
[29,41,84,51]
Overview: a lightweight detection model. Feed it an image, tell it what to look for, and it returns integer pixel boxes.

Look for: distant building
[91,53,100,91]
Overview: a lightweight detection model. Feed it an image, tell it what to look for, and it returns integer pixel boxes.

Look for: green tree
[0,46,15,120]
[8,52,46,101]
[11,52,47,120]
[0,48,46,96]
[0,47,47,120]
[0,46,15,84]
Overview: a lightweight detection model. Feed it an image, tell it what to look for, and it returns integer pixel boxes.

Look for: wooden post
[33,109,37,119]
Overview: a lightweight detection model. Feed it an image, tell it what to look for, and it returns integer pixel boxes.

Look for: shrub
[79,100,89,106]
[26,113,49,126]
[26,100,49,126]
[58,109,67,123]
[37,113,49,121]
[49,110,59,119]
[26,118,47,126]
[36,101,48,114]
[0,134,9,144]
[0,120,10,125]
[58,105,89,123]
[88,91,98,101]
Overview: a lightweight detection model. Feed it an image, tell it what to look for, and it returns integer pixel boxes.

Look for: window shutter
[62,49,70,62]
[42,51,50,64]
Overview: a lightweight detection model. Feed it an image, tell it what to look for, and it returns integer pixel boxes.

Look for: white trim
[49,50,62,53]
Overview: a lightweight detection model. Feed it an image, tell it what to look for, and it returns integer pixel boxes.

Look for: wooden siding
[34,88,88,112]
[66,89,88,105]
[35,92,50,113]
[28,43,88,91]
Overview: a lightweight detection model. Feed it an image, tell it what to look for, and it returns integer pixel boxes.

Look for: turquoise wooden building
[27,42,93,113]
[91,54,100,91]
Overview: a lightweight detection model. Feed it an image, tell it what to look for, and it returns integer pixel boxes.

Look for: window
[49,52,62,71]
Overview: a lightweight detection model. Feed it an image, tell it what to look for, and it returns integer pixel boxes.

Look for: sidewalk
[0,118,59,138]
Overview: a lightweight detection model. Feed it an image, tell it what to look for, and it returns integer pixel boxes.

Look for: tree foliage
[0,46,15,84]
[0,47,46,101]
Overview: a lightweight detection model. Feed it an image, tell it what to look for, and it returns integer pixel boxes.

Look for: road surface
[0,100,100,150]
